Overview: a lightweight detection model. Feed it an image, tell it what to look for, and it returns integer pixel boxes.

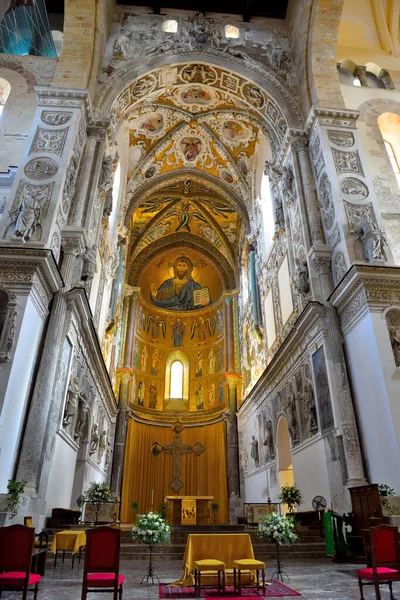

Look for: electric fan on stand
[312,495,327,535]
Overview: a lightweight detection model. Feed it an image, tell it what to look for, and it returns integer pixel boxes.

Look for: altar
[165,496,214,525]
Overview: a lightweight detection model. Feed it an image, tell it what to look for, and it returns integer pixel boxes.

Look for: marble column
[110,290,139,496]
[225,372,242,524]
[224,294,234,373]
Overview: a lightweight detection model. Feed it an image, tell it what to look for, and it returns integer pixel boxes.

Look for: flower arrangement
[279,484,303,513]
[131,511,171,547]
[258,512,298,546]
[85,481,114,505]
[378,484,396,497]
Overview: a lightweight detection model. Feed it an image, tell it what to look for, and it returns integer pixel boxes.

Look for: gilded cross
[150,421,205,492]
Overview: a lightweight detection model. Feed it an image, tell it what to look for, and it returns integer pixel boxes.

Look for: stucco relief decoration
[62,156,78,214]
[327,130,354,147]
[29,126,68,157]
[328,225,341,248]
[180,63,217,85]
[265,101,278,123]
[180,137,203,162]
[315,154,325,180]
[318,173,335,230]
[310,135,320,162]
[220,119,254,148]
[333,252,348,284]
[344,201,388,262]
[340,177,369,200]
[242,83,265,108]
[41,111,72,126]
[0,290,17,365]
[131,75,157,100]
[51,231,60,259]
[7,180,55,241]
[108,13,295,87]
[24,157,59,180]
[180,84,215,107]
[332,148,364,176]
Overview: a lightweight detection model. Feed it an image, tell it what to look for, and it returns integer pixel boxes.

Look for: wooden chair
[0,524,41,600]
[24,517,48,549]
[356,524,400,600]
[81,526,124,600]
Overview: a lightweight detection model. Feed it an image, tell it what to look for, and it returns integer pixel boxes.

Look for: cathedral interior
[0,0,400,597]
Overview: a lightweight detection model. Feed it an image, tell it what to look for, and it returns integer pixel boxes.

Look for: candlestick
[197,490,199,497]
[151,489,154,507]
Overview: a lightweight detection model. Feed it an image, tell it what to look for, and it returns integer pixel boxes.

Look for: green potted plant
[279,484,303,514]
[132,511,171,584]
[159,502,167,520]
[85,481,114,525]
[6,480,25,519]
[131,501,139,521]
[211,502,219,524]
[258,512,297,580]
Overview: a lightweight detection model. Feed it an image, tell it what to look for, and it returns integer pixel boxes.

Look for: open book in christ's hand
[193,287,210,306]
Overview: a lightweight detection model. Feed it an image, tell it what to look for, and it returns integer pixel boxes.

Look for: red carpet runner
[159,582,301,598]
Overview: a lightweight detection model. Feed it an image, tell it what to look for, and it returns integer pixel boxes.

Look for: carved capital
[226,372,242,390]
[61,233,86,256]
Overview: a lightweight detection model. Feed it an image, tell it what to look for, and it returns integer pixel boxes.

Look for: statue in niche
[81,245,97,281]
[281,166,294,199]
[114,32,131,59]
[303,382,318,436]
[195,351,203,377]
[172,317,185,347]
[74,393,88,441]
[286,385,299,443]
[63,376,80,429]
[140,346,148,371]
[274,194,285,231]
[250,435,259,467]
[151,349,159,375]
[263,419,275,459]
[10,188,44,241]
[99,156,112,191]
[208,348,216,374]
[360,213,388,263]
[264,160,281,182]
[389,327,400,367]
[89,423,99,455]
[105,442,112,471]
[150,256,204,311]
[149,382,158,409]
[98,429,107,462]
[195,382,204,410]
[293,258,310,297]
[137,381,145,406]
[208,381,216,406]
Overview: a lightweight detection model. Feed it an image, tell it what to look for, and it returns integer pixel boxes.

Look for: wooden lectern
[165,496,213,525]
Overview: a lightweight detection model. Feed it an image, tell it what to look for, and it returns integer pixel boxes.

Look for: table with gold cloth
[50,530,86,567]
[174,533,256,586]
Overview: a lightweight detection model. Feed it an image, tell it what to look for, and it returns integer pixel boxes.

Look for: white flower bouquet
[131,511,171,546]
[85,481,114,505]
[258,512,298,545]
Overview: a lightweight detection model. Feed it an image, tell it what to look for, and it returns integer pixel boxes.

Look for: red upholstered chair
[0,524,40,600]
[81,526,124,600]
[356,524,400,600]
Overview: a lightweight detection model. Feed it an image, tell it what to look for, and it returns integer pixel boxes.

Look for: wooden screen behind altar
[129,249,227,414]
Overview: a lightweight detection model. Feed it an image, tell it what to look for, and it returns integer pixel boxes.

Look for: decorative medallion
[340,177,369,200]
[221,170,234,184]
[318,173,335,231]
[29,126,68,157]
[242,83,265,108]
[180,64,217,85]
[131,75,157,100]
[24,157,59,180]
[180,85,213,105]
[41,111,72,126]
[180,137,203,162]
[328,225,341,248]
[140,112,164,135]
[220,120,252,145]
[328,130,354,147]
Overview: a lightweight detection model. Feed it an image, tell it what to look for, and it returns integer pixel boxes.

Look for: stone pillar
[307,108,394,287]
[224,294,234,372]
[225,372,242,524]
[0,89,90,262]
[291,131,367,488]
[110,290,139,496]
[249,243,261,329]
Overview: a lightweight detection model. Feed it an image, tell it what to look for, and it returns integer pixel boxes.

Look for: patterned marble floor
[1,557,398,599]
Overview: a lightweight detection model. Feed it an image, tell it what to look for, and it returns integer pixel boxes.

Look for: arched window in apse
[170,360,183,399]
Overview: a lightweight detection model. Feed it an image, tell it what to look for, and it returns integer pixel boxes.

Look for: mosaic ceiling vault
[121,63,283,282]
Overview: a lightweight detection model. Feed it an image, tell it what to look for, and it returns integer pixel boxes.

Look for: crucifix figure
[150,420,205,492]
